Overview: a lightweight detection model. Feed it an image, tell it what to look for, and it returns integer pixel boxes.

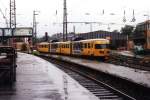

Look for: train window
[67,44,69,48]
[82,43,84,48]
[85,43,87,48]
[73,44,75,49]
[95,44,109,49]
[80,43,82,49]
[83,44,85,48]
[88,43,90,48]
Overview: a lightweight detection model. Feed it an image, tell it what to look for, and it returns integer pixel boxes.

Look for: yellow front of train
[92,39,110,59]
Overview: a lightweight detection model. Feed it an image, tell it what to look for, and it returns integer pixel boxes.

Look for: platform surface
[0,53,99,100]
[51,54,150,88]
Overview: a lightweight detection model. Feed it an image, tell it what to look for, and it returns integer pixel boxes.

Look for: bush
[21,43,27,51]
[32,50,40,55]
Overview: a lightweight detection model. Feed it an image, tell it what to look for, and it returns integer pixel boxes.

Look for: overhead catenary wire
[0,7,9,27]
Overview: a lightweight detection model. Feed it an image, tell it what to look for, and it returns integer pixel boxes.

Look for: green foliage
[21,43,27,51]
[32,50,40,55]
[121,25,134,36]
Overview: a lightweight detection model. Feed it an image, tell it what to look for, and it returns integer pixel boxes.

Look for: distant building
[50,30,127,49]
[50,32,75,41]
[133,20,150,50]
[76,30,127,49]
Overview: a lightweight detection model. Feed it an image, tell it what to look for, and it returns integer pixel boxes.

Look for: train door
[90,42,94,56]
[87,42,91,56]
[49,43,51,53]
[82,42,87,55]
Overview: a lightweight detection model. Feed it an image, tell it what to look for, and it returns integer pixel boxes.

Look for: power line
[0,7,8,27]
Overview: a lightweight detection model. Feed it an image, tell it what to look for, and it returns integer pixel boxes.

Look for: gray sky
[0,0,150,37]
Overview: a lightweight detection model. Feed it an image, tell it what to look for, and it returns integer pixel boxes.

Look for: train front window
[95,44,109,49]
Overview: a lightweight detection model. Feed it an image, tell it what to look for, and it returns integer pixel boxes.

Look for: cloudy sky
[0,0,150,37]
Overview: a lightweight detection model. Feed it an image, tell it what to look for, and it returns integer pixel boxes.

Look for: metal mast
[63,0,67,41]
[10,0,16,28]
[33,11,39,44]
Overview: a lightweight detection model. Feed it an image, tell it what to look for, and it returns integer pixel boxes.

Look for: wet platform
[0,53,99,100]
[50,54,150,88]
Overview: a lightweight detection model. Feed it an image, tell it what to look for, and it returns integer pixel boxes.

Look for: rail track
[39,55,137,100]
[105,53,150,71]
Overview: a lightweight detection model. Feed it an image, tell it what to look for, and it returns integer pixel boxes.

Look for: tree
[121,25,134,50]
[112,30,119,33]
[121,25,134,37]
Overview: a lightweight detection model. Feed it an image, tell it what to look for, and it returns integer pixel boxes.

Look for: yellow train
[37,39,110,59]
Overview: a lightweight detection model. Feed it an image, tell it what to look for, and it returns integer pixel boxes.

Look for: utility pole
[63,0,67,41]
[10,0,16,28]
[9,0,16,47]
[33,11,39,45]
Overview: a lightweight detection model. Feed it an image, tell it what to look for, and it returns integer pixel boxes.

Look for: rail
[40,55,136,100]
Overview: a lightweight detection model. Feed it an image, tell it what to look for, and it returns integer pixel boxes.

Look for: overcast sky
[0,0,150,37]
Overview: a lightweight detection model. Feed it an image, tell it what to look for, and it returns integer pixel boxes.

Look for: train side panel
[37,42,50,53]
[61,42,71,55]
